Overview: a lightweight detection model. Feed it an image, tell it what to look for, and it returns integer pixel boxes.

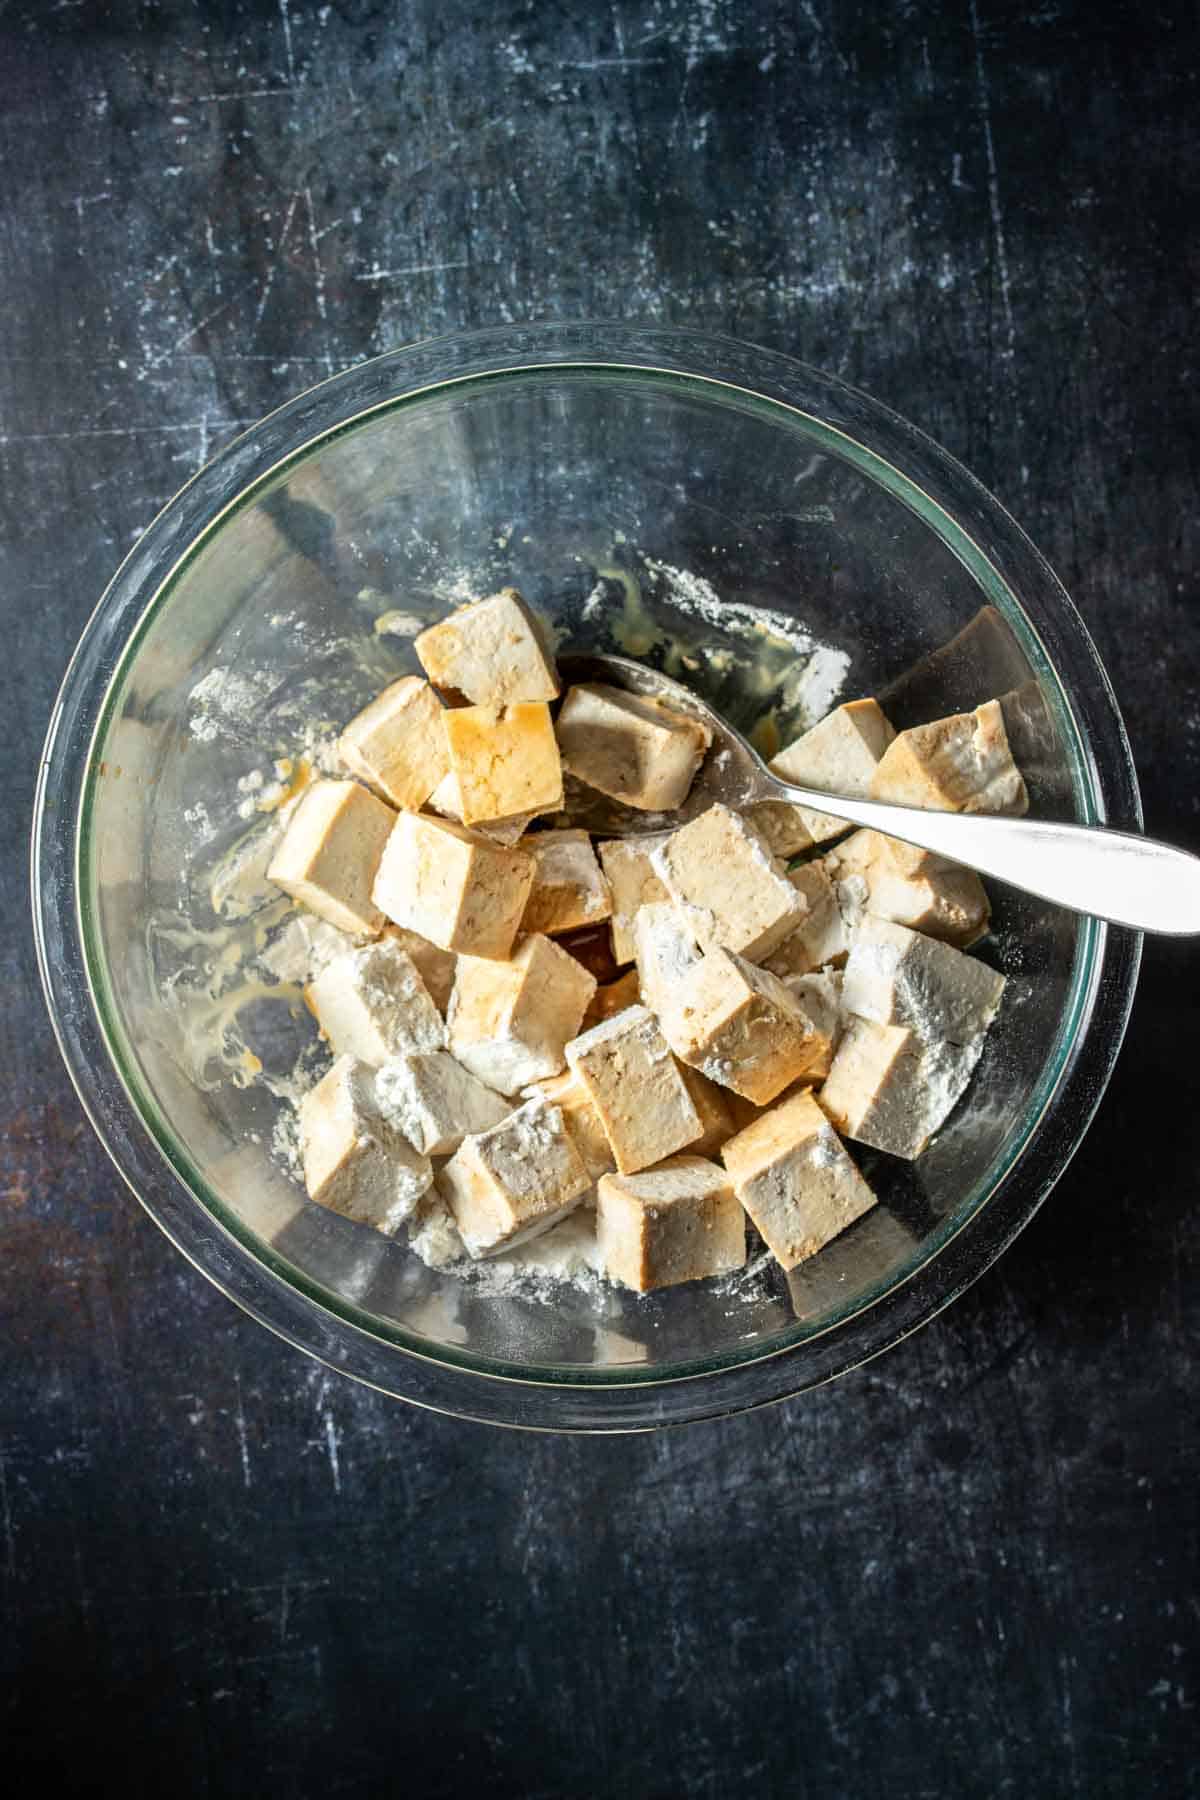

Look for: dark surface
[2,1,1197,1794]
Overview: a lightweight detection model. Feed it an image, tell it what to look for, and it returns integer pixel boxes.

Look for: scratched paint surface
[1,1,1197,1793]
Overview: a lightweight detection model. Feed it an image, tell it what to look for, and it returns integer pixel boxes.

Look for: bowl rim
[32,321,1142,1430]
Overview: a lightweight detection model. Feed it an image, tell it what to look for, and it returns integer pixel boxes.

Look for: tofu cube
[382,924,458,1015]
[448,934,598,1094]
[566,1004,703,1174]
[819,1018,984,1159]
[582,968,642,1030]
[632,901,702,1035]
[556,683,711,812]
[520,829,613,936]
[866,864,991,948]
[596,1157,746,1292]
[598,833,672,963]
[372,812,534,960]
[782,969,844,1051]
[823,829,990,947]
[425,769,536,846]
[268,778,396,938]
[668,948,835,1104]
[306,939,446,1066]
[374,1050,509,1157]
[337,676,448,811]
[439,1097,591,1256]
[652,805,805,963]
[442,701,563,826]
[676,1063,737,1158]
[526,1070,615,1179]
[299,1055,433,1234]
[762,862,850,978]
[841,916,1005,1044]
[869,699,1029,815]
[763,698,897,847]
[414,588,560,706]
[721,1088,877,1270]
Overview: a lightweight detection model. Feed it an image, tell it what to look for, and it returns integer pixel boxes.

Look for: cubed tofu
[258,912,353,984]
[869,699,1028,815]
[374,1050,509,1157]
[556,683,711,812]
[721,1088,876,1270]
[306,939,446,1066]
[840,916,1005,1044]
[667,948,836,1105]
[598,833,672,963]
[824,828,990,945]
[864,863,991,948]
[764,698,897,847]
[267,778,396,938]
[299,1055,433,1234]
[442,701,563,827]
[337,676,448,811]
[632,901,702,1035]
[596,1157,746,1292]
[566,1004,703,1175]
[448,934,598,1094]
[382,924,458,1015]
[439,1097,591,1256]
[414,588,560,706]
[582,967,642,1030]
[424,769,536,846]
[526,1070,615,1179]
[818,1017,984,1158]
[651,805,805,962]
[782,970,844,1050]
[520,829,613,935]
[676,1062,737,1158]
[762,862,849,978]
[372,812,534,960]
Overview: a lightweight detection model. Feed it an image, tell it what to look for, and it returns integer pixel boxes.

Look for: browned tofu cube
[447,934,597,1093]
[556,683,711,812]
[267,778,396,939]
[414,588,560,706]
[338,676,448,811]
[869,699,1028,815]
[596,1157,746,1292]
[598,833,673,963]
[439,1098,591,1256]
[669,948,835,1105]
[299,1055,433,1235]
[818,1017,985,1159]
[372,812,534,960]
[520,829,613,935]
[721,1088,876,1270]
[762,862,850,978]
[442,701,563,826]
[762,697,897,846]
[566,1004,703,1174]
[306,938,446,1065]
[652,805,805,962]
[382,924,458,1015]
[526,1070,615,1179]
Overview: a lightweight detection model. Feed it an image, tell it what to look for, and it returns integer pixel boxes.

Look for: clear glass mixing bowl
[33,324,1141,1429]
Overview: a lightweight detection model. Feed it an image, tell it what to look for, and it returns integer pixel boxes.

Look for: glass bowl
[33,323,1141,1430]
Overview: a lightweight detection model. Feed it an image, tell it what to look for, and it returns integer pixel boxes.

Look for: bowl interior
[79,367,1094,1382]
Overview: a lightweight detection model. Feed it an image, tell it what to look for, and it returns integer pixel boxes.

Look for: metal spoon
[557,653,1200,936]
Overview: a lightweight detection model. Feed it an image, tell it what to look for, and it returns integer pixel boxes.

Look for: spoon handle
[769,782,1200,935]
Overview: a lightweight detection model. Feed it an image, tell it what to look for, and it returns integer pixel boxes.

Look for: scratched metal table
[2,3,1196,1794]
